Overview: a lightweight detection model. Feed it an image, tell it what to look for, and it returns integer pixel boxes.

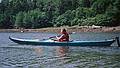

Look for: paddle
[50,32,76,38]
[43,32,76,40]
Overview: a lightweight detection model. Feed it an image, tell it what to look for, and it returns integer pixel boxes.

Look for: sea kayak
[9,36,115,46]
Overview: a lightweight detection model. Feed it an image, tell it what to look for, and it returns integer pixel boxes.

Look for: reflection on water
[33,46,69,57]
[56,46,69,57]
[0,32,120,68]
[34,47,43,56]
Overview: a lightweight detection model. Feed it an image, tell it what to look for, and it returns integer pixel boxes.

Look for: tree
[75,7,96,19]
[71,18,82,26]
[81,14,112,26]
[81,0,91,7]
[92,0,111,14]
[105,0,120,26]
[0,0,120,29]
[58,0,79,14]
[112,0,120,26]
[15,12,24,28]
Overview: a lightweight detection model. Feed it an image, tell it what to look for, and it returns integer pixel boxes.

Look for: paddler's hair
[61,28,66,32]
[61,28,67,34]
[63,28,66,32]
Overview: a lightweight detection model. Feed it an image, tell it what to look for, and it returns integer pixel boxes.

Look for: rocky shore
[0,26,120,33]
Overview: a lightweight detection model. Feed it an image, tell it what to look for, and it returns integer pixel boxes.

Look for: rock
[92,25,102,29]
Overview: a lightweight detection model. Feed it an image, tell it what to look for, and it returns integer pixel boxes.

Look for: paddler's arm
[56,34,64,40]
[49,35,63,41]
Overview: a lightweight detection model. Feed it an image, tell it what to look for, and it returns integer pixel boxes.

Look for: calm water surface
[0,32,120,68]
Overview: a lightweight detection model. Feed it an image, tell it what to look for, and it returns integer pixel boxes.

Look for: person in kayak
[56,28,69,42]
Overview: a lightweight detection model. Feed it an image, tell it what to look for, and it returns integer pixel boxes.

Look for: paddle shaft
[49,32,75,39]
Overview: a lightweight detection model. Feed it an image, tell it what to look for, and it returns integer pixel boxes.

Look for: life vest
[58,33,69,42]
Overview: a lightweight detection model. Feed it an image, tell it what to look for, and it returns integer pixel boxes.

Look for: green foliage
[75,7,96,19]
[81,0,91,7]
[105,0,120,26]
[0,14,4,28]
[95,14,112,26]
[55,15,68,27]
[71,18,82,26]
[0,14,14,29]
[15,9,53,28]
[81,17,96,26]
[15,12,24,28]
[91,0,112,14]
[55,10,75,26]
[58,0,79,14]
[0,0,120,29]
[81,14,112,26]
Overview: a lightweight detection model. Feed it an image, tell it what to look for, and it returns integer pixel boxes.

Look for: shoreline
[0,26,120,33]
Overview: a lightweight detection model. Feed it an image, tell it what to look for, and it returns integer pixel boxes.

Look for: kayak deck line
[9,36,115,46]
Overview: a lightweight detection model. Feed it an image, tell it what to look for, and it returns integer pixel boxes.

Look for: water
[0,32,120,68]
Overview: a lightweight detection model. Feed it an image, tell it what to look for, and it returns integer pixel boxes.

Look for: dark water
[0,32,120,68]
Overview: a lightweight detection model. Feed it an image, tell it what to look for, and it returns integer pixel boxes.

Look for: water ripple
[0,32,120,68]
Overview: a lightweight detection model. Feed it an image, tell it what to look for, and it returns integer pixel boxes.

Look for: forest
[0,0,120,29]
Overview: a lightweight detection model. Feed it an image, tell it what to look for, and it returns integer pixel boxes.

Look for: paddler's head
[61,28,67,34]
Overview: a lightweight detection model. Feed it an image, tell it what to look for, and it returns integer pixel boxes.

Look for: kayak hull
[9,36,115,46]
